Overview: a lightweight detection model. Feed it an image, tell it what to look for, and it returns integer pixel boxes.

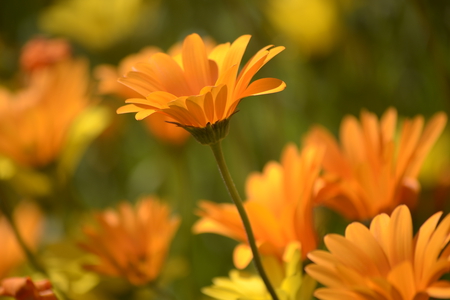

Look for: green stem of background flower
[0,195,67,300]
[209,141,279,300]
[0,198,48,277]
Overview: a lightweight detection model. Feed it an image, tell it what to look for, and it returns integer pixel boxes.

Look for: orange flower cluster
[306,205,450,300]
[0,202,43,280]
[79,197,180,285]
[0,277,57,300]
[117,33,286,129]
[305,108,447,220]
[194,144,323,269]
[0,58,90,167]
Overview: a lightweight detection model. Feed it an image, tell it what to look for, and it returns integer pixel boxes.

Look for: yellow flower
[194,144,322,268]
[78,197,180,285]
[39,0,158,50]
[306,205,450,300]
[0,59,90,167]
[266,0,342,57]
[117,34,286,130]
[304,108,447,220]
[202,243,316,300]
[95,46,190,146]
[0,202,43,279]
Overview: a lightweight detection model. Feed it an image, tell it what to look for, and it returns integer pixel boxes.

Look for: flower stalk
[209,141,279,300]
[0,198,48,278]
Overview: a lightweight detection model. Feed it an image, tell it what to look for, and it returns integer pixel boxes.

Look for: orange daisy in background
[20,36,71,73]
[304,107,447,220]
[0,277,57,300]
[306,205,450,300]
[78,196,180,285]
[0,58,90,167]
[117,33,286,129]
[0,202,43,279]
[194,143,323,269]
[95,46,190,146]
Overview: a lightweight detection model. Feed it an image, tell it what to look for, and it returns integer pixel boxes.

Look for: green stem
[0,199,48,277]
[0,197,68,300]
[209,141,279,300]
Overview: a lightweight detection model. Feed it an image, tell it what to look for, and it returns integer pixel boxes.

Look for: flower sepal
[173,118,231,145]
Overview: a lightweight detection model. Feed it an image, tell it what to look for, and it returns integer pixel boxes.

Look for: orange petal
[387,261,415,300]
[427,280,450,298]
[405,112,447,178]
[238,78,286,99]
[149,53,192,96]
[117,104,142,114]
[182,34,213,93]
[387,205,413,266]
[414,211,443,286]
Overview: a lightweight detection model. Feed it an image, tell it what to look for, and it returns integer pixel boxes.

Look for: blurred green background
[1,0,450,299]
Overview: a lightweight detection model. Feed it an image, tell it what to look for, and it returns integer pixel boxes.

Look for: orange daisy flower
[78,196,180,285]
[0,202,43,279]
[0,58,89,167]
[304,107,447,220]
[306,205,450,300]
[20,36,71,73]
[194,144,322,269]
[117,33,286,130]
[0,277,57,300]
[95,46,190,146]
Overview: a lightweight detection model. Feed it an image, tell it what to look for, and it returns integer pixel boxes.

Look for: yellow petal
[233,243,253,270]
[116,104,141,114]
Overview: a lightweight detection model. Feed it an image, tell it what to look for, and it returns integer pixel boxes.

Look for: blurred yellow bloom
[0,277,57,300]
[79,196,180,285]
[304,108,447,220]
[194,144,322,269]
[0,202,43,279]
[266,0,342,57]
[117,33,286,129]
[202,243,316,300]
[95,46,190,146]
[0,59,90,167]
[306,205,450,300]
[39,0,158,50]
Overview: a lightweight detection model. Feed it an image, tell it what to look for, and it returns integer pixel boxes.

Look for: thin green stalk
[0,198,68,300]
[0,198,48,277]
[209,141,279,300]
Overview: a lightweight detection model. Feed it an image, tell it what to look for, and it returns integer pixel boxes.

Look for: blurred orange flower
[117,33,286,128]
[0,277,57,300]
[0,202,43,279]
[0,58,90,167]
[306,205,450,300]
[304,108,447,220]
[79,196,180,285]
[194,144,323,269]
[95,46,190,146]
[20,37,71,73]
